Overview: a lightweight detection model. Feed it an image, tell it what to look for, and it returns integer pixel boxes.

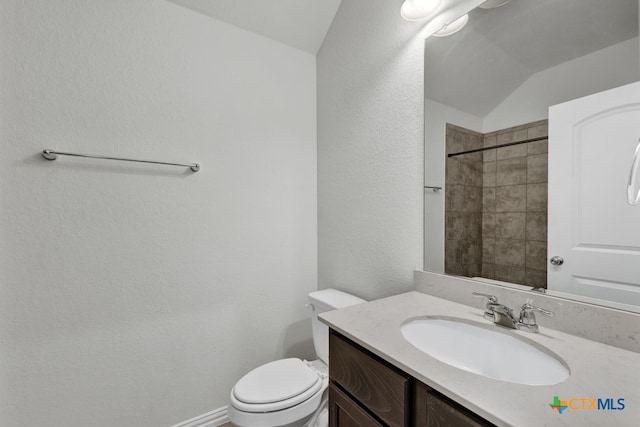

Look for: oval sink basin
[401,317,569,386]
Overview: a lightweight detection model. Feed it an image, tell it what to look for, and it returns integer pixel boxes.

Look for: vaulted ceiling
[167,0,342,54]
[167,0,639,116]
[425,0,639,117]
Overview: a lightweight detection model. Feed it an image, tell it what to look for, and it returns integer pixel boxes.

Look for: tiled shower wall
[445,120,548,288]
[482,120,548,287]
[444,124,484,277]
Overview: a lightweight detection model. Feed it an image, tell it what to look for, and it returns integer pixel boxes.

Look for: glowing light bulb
[400,0,442,21]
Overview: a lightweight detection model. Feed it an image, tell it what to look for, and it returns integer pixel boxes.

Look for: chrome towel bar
[424,186,442,192]
[42,149,200,172]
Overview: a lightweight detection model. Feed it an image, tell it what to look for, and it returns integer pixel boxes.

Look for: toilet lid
[233,358,320,405]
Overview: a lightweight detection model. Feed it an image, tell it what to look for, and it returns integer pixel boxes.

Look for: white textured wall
[317,0,425,300]
[0,1,316,426]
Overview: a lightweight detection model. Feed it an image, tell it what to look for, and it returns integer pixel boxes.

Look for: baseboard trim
[170,406,229,427]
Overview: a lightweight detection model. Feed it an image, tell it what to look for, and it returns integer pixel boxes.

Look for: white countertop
[319,291,640,427]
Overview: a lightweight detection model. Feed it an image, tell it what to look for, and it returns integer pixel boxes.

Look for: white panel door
[548,81,640,306]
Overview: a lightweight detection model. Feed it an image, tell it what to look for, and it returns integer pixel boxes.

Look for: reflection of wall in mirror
[444,121,548,288]
[425,36,639,275]
[484,38,639,131]
[444,124,483,278]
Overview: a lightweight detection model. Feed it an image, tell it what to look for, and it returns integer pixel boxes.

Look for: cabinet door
[414,382,494,427]
[329,331,410,426]
[329,383,384,427]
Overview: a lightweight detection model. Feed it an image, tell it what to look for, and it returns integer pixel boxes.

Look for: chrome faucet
[472,293,553,332]
[472,292,498,321]
[516,302,554,333]
[488,301,518,329]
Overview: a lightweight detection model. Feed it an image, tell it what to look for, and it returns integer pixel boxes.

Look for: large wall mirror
[424,0,640,312]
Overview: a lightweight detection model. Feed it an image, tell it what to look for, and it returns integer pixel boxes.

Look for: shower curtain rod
[447,136,548,158]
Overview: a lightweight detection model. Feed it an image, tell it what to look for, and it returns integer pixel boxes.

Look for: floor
[220,423,234,427]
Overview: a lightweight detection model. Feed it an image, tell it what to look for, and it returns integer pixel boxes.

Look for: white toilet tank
[308,289,365,365]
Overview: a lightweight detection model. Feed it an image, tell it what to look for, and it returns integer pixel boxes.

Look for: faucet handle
[517,302,553,333]
[472,292,498,321]
[520,302,554,317]
[472,292,497,303]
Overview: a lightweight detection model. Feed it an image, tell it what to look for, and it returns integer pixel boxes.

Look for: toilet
[228,289,365,427]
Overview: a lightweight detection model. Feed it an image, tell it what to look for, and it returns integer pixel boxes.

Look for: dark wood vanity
[329,330,495,427]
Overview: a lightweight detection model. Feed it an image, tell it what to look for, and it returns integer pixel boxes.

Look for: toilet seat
[231,358,323,413]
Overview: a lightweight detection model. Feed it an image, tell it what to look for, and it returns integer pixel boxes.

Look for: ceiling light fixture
[400,0,442,21]
[478,0,511,9]
[432,14,469,37]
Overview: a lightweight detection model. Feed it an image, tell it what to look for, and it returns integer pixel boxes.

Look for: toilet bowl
[228,289,365,427]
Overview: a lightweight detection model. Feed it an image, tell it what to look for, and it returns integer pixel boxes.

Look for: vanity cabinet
[329,383,384,427]
[413,382,492,427]
[329,330,495,427]
[329,330,410,426]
